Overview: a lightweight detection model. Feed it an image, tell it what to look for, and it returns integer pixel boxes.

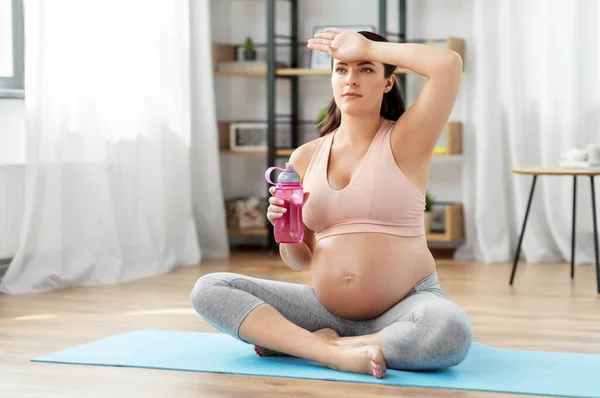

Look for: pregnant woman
[190,28,472,379]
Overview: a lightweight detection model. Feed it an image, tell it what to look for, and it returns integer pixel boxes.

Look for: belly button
[344,273,357,283]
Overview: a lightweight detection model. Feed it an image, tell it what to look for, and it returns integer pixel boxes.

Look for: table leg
[571,176,577,279]
[510,175,538,285]
[590,176,600,294]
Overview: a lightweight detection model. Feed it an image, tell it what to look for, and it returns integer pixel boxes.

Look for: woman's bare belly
[310,233,435,320]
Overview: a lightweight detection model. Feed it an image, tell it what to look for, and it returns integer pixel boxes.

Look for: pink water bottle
[265,163,304,243]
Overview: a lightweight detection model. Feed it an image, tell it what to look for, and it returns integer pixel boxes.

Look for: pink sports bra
[302,119,426,242]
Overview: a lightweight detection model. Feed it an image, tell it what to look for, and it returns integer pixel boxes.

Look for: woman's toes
[368,346,387,378]
[372,364,382,375]
[254,345,285,357]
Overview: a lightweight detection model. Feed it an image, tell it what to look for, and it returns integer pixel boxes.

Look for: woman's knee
[383,299,472,370]
[189,272,235,315]
[414,299,472,369]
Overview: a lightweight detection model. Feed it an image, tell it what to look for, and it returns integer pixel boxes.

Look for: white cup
[588,144,600,166]
[563,148,587,162]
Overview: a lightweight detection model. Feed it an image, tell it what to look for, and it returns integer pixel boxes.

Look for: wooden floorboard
[1,250,599,397]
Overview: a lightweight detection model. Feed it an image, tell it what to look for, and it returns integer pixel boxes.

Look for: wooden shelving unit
[214,0,467,251]
[426,204,464,243]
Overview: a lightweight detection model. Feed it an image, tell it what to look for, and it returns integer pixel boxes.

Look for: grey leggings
[190,271,472,371]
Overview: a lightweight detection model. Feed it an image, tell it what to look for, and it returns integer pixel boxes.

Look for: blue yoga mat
[32,330,600,397]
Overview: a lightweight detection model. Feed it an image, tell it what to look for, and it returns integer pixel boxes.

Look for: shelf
[214,70,268,77]
[277,68,328,76]
[212,37,465,77]
[427,232,457,242]
[228,228,268,236]
[220,148,294,157]
[426,238,465,249]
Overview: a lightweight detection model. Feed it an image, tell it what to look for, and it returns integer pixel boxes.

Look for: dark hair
[318,31,405,137]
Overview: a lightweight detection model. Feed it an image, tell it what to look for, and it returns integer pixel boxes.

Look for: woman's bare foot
[253,328,386,378]
[254,328,340,357]
[329,333,383,351]
[330,344,387,379]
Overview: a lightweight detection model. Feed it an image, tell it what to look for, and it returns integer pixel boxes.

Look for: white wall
[211,0,473,220]
[0,164,24,259]
[0,99,26,164]
[0,98,26,259]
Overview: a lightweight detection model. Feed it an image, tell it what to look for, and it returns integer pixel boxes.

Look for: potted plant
[244,37,256,61]
[424,191,434,233]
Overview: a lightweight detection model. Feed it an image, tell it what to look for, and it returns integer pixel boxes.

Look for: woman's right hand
[267,186,286,226]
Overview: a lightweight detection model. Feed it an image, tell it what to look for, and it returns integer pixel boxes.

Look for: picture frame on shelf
[309,25,376,69]
[229,122,268,151]
[224,122,316,152]
[225,197,267,229]
[430,203,447,233]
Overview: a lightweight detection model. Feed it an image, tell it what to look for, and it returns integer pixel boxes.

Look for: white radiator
[0,165,25,259]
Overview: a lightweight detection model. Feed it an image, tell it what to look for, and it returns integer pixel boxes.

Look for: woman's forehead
[333,60,379,67]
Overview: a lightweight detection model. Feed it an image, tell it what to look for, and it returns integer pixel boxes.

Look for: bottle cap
[277,163,301,183]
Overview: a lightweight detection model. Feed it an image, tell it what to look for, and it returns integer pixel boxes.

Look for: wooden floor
[1,251,599,398]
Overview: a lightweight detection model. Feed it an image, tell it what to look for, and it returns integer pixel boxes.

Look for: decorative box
[225,197,267,229]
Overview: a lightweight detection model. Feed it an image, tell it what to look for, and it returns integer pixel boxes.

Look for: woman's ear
[384,75,395,93]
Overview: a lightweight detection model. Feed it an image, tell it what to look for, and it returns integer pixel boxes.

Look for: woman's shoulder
[288,136,326,180]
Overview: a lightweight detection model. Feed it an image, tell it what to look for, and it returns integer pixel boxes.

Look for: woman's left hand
[307,28,371,62]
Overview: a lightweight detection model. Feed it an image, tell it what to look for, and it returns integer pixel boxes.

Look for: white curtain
[190,0,230,260]
[459,0,600,264]
[1,0,228,294]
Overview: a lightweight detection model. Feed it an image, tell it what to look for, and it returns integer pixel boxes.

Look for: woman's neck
[337,113,384,146]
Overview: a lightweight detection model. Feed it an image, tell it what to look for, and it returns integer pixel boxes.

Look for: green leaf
[425,191,433,212]
[316,107,327,125]
[244,37,254,51]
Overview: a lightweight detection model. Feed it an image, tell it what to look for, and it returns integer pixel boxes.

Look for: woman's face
[331,59,394,116]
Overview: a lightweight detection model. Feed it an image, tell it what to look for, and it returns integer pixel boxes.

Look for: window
[0,0,24,94]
